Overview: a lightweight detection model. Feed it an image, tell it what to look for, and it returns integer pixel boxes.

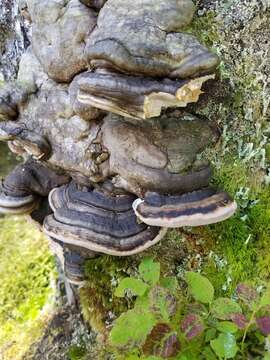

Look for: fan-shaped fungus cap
[85,0,219,79]
[133,188,237,228]
[100,113,217,196]
[44,182,167,256]
[0,160,69,215]
[77,71,215,120]
[0,181,36,214]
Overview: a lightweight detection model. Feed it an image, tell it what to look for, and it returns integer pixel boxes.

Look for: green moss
[212,159,251,195]
[80,256,136,334]
[184,11,220,48]
[198,186,270,298]
[68,344,87,360]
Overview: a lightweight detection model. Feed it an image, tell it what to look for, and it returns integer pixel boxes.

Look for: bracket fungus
[0,0,237,285]
[0,160,68,214]
[44,181,166,256]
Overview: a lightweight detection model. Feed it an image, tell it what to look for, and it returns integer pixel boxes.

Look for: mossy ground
[0,216,56,360]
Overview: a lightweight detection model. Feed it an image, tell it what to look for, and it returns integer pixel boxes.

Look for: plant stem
[241,309,257,352]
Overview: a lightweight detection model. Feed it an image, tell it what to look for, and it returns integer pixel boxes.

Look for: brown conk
[0,0,237,285]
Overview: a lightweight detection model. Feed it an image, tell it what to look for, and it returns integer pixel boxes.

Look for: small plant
[108,257,270,359]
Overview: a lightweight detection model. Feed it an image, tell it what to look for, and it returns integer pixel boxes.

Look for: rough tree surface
[0,0,270,359]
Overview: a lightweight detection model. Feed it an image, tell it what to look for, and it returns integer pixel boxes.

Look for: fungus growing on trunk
[133,189,237,228]
[44,182,167,256]
[77,71,215,120]
[0,160,69,214]
[0,0,238,286]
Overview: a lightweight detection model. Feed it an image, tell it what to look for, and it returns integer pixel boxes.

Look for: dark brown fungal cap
[77,71,214,120]
[133,188,237,228]
[49,181,137,213]
[85,0,220,79]
[48,237,98,285]
[44,182,166,256]
[0,182,37,214]
[0,160,69,215]
[0,121,51,160]
[100,113,218,196]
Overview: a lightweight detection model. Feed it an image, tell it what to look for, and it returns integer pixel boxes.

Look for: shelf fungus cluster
[0,0,237,285]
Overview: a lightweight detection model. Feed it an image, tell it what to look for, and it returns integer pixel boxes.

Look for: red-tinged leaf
[143,323,171,355]
[236,283,258,303]
[142,323,181,358]
[230,313,248,329]
[158,333,181,358]
[256,316,270,335]
[181,313,204,340]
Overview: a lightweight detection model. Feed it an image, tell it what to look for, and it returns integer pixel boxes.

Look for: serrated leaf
[260,289,270,307]
[211,298,242,320]
[186,272,214,304]
[230,313,248,329]
[149,286,177,321]
[115,277,148,297]
[216,321,238,334]
[110,308,156,348]
[210,333,238,359]
[142,323,179,358]
[236,283,258,304]
[139,258,160,286]
[160,277,178,293]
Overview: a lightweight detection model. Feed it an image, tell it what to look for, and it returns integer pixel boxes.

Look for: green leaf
[115,277,148,297]
[260,288,270,307]
[186,272,214,304]
[216,321,238,334]
[149,286,177,321]
[211,298,242,320]
[139,258,160,286]
[160,277,178,293]
[110,308,156,348]
[205,328,217,342]
[135,294,150,311]
[210,333,238,359]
